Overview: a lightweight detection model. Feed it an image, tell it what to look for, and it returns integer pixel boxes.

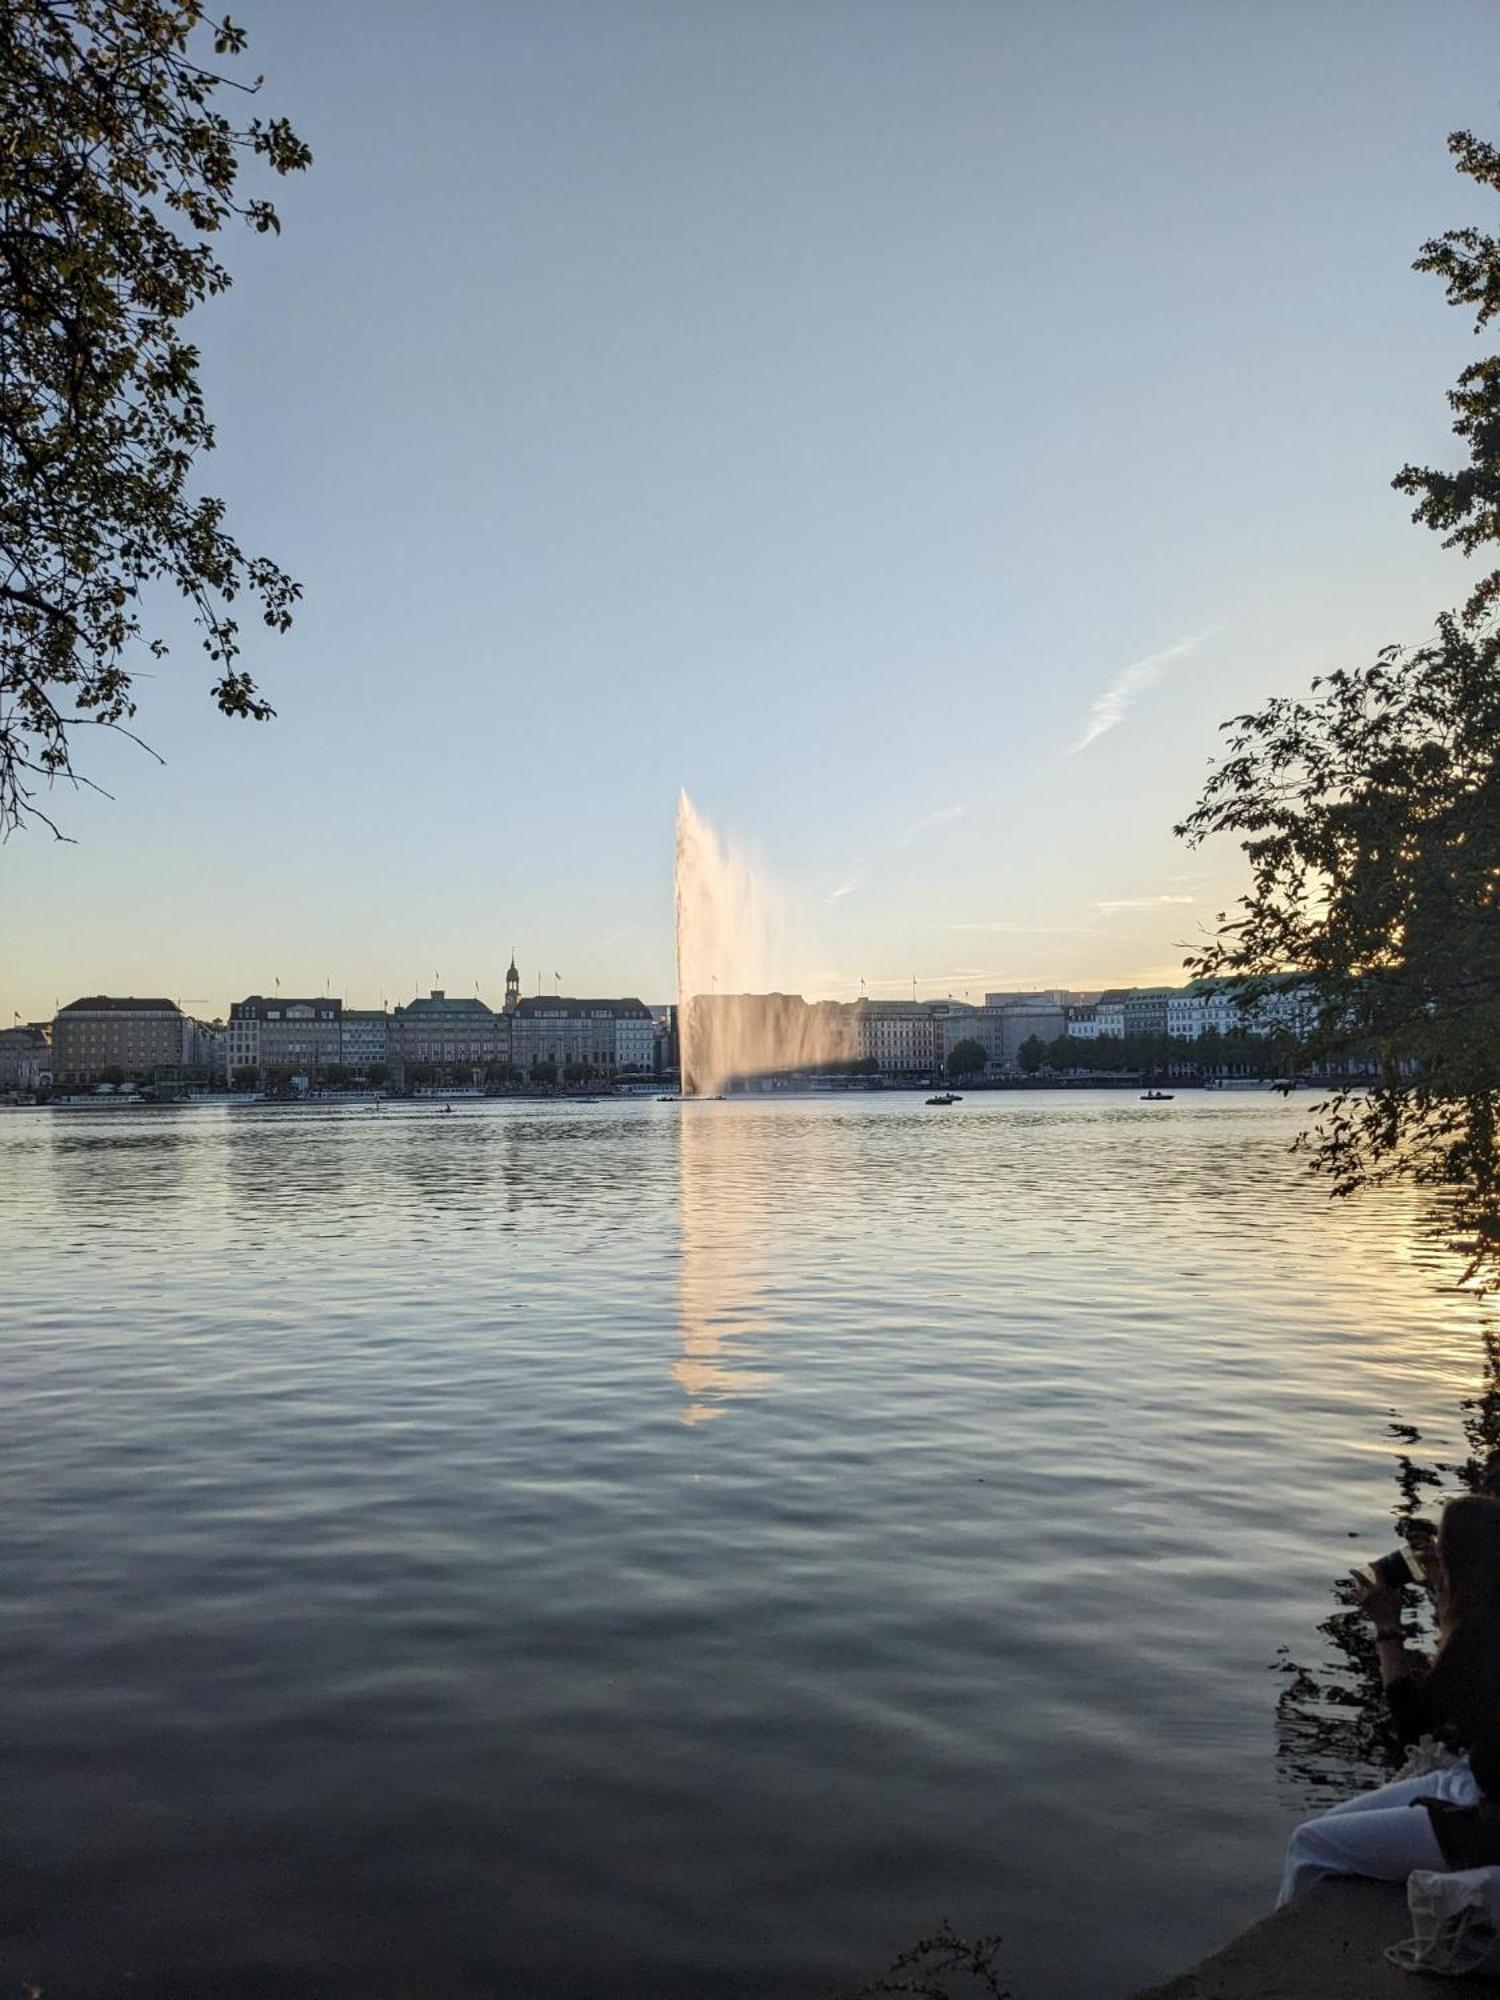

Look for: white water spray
[673,790,856,1094]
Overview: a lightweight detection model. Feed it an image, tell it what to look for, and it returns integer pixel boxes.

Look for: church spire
[505,947,520,1015]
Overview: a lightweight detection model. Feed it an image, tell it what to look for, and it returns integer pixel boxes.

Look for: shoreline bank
[1129,1879,1500,1997]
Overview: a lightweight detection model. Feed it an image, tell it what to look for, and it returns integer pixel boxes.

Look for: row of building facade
[220,990,656,1082]
[14,957,658,1089]
[2,969,1317,1092]
[688,981,1316,1082]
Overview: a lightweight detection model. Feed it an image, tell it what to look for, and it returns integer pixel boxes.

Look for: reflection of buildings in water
[222,1104,358,1228]
[676,1107,777,1425]
[46,1111,192,1221]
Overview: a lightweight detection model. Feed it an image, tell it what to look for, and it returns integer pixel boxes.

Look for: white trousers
[1278,1759,1480,1906]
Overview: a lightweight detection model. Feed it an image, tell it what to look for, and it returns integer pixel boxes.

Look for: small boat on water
[1140,1090,1174,1101]
[926,1092,959,1106]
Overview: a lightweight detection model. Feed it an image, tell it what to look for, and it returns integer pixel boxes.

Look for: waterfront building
[1093,991,1129,1039]
[512,997,655,1077]
[225,1010,258,1080]
[996,1000,1067,1060]
[1123,987,1174,1039]
[939,999,1067,1071]
[340,1008,389,1074]
[1166,989,1207,1039]
[1056,980,1319,1048]
[856,1000,940,1074]
[389,990,509,1080]
[1246,978,1319,1040]
[51,997,187,1086]
[0,1025,51,1093]
[227,997,343,1080]
[183,1018,226,1080]
[1182,977,1318,1042]
[854,997,1077,1077]
[656,1005,679,1078]
[857,998,1066,1078]
[942,1005,1005,1070]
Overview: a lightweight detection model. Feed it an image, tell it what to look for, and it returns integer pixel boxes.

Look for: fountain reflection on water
[675,1103,778,1424]
[673,790,856,1095]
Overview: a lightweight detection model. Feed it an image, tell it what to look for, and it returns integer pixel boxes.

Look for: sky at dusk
[3,0,1497,1021]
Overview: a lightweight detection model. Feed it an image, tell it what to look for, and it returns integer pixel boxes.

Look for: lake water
[2,1092,1495,1999]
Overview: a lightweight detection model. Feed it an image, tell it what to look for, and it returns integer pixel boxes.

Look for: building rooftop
[58,996,181,1014]
[517,997,652,1019]
[229,996,342,1019]
[395,990,497,1018]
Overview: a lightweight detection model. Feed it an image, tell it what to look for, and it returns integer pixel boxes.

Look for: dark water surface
[2,1093,1495,1998]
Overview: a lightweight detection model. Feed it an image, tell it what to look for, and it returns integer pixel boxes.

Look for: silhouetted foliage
[1046,1026,1342,1080]
[1274,1320,1500,1803]
[1016,1035,1046,1075]
[1394,131,1500,624]
[947,1038,987,1079]
[0,0,310,835]
[1180,130,1500,1286]
[829,1923,1011,2000]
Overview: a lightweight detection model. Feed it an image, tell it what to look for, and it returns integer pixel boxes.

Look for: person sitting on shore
[1279,1493,1500,1905]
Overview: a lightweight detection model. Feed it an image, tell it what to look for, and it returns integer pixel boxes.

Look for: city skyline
[10,975,1310,1097]
[2,2,1492,1022]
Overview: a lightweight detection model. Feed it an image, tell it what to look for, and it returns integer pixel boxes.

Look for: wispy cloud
[1094,894,1198,915]
[895,802,966,847]
[1069,626,1221,754]
[948,921,1093,935]
[820,803,965,907]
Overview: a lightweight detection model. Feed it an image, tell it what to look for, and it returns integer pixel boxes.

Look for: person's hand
[1349,1573,1405,1631]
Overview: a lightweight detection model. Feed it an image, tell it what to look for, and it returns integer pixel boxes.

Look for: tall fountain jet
[674,790,857,1095]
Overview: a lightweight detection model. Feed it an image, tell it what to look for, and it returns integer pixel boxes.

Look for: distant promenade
[26,1073,1351,1114]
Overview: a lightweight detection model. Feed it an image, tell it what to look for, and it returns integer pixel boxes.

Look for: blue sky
[3,0,1496,1019]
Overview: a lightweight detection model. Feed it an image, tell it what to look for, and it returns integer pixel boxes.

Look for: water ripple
[0,1094,1494,1997]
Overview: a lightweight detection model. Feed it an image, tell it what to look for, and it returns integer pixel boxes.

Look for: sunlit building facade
[52,997,186,1085]
[389,991,509,1079]
[227,997,343,1080]
[0,1025,51,1093]
[340,1008,389,1073]
[512,997,655,1076]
